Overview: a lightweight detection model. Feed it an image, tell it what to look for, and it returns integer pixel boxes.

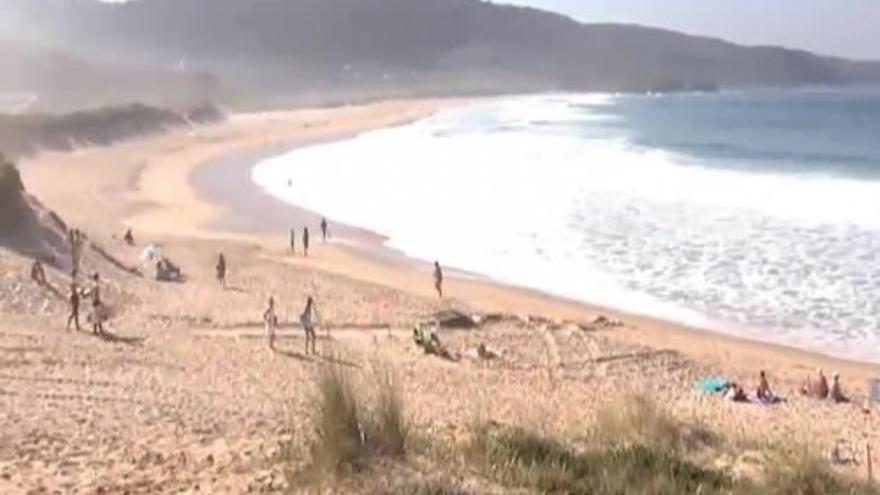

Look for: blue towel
[695,377,729,394]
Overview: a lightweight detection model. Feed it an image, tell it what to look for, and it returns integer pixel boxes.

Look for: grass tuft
[594,395,715,453]
[757,451,880,495]
[302,360,410,481]
[467,424,731,495]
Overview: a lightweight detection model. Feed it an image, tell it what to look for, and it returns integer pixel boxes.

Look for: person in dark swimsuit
[216,252,227,288]
[320,218,329,242]
[302,228,310,257]
[67,282,81,331]
[433,261,443,298]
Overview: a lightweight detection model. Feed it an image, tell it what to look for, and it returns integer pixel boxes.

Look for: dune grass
[464,397,879,495]
[302,360,410,481]
[466,423,731,495]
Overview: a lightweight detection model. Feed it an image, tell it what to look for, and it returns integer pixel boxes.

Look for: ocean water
[252,89,880,362]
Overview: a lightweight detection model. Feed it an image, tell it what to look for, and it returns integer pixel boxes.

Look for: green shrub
[467,424,731,495]
[594,395,715,453]
[755,452,880,495]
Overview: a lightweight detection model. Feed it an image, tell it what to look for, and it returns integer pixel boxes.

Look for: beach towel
[695,377,729,394]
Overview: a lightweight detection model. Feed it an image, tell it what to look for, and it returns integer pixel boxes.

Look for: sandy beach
[3,98,879,493]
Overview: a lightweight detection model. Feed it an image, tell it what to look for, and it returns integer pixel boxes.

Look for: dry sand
[2,99,879,493]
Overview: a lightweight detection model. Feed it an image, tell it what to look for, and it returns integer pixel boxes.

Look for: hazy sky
[502,0,880,60]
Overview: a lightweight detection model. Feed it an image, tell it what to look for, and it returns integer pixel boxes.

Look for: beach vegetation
[296,360,410,484]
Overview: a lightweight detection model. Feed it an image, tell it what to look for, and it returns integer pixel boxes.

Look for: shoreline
[189,104,880,378]
[20,97,880,380]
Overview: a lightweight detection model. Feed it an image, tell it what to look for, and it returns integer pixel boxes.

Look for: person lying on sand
[300,296,318,355]
[756,370,779,404]
[264,296,278,350]
[801,368,829,399]
[725,382,748,402]
[830,373,850,403]
[30,259,47,286]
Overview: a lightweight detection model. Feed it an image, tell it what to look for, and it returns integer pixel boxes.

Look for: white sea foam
[252,94,880,363]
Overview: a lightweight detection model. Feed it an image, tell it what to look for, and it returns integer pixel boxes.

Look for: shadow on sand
[88,330,146,346]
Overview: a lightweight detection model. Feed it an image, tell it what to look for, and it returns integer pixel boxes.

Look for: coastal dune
[2,99,879,492]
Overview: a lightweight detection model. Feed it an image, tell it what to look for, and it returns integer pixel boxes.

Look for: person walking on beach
[66,281,81,331]
[289,228,296,255]
[216,252,227,288]
[433,261,444,298]
[264,296,278,350]
[320,218,329,242]
[300,296,319,355]
[88,272,104,335]
[302,227,310,257]
[68,228,84,273]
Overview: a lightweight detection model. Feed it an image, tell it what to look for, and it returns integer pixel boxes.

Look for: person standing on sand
[31,259,47,286]
[300,296,318,355]
[216,252,227,288]
[66,282,81,331]
[289,229,296,255]
[303,228,310,257]
[264,296,278,350]
[320,218,329,242]
[433,261,443,298]
[89,272,104,335]
[68,228,83,273]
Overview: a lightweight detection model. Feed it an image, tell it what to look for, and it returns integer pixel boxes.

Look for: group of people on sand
[722,368,850,405]
[801,368,850,403]
[723,370,779,404]
[53,227,107,335]
[288,217,330,257]
[263,295,320,355]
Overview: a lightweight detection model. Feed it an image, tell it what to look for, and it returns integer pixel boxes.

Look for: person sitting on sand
[159,258,181,281]
[412,323,458,361]
[477,343,499,360]
[302,228,310,257]
[725,382,748,402]
[30,259,47,286]
[215,252,227,288]
[300,296,318,355]
[123,228,134,246]
[830,373,850,403]
[756,370,779,404]
[801,368,829,399]
[433,261,443,298]
[320,217,329,242]
[66,281,81,332]
[264,296,278,350]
